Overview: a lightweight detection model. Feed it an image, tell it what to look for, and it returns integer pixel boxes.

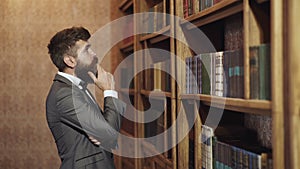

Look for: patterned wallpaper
[0,0,113,168]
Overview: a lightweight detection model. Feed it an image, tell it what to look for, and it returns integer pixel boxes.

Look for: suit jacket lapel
[54,74,102,111]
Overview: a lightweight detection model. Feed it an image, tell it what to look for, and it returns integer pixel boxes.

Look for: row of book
[201,125,273,169]
[142,0,170,34]
[183,0,223,18]
[185,44,270,100]
[185,49,244,98]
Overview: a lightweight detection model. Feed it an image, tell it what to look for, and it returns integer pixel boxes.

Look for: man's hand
[88,65,115,90]
[88,136,101,146]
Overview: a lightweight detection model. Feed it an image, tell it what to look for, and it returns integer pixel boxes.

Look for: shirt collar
[57,72,83,88]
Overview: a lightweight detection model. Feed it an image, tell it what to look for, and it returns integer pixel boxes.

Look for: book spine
[237,49,244,98]
[194,0,200,14]
[215,52,224,96]
[186,57,190,93]
[223,51,230,97]
[201,54,210,94]
[201,0,206,11]
[229,51,235,97]
[243,150,250,169]
[231,146,237,169]
[259,44,271,100]
[153,62,162,91]
[250,46,259,99]
[188,0,194,16]
[183,0,189,18]
[210,53,216,95]
[197,55,202,94]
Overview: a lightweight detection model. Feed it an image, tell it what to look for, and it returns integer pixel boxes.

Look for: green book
[259,44,271,100]
[201,53,211,95]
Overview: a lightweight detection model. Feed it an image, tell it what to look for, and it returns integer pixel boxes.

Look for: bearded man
[46,27,125,169]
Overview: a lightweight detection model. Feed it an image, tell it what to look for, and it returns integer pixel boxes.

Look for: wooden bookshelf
[140,25,171,44]
[119,0,133,13]
[120,41,134,53]
[111,0,294,168]
[180,0,243,29]
[141,89,173,99]
[180,94,271,115]
[119,88,136,95]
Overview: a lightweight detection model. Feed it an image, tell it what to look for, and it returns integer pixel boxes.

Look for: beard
[75,58,98,84]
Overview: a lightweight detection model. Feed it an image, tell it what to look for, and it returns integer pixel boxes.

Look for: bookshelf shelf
[256,0,269,4]
[120,129,135,137]
[180,0,243,29]
[141,89,173,99]
[119,0,133,13]
[180,94,271,115]
[119,88,136,95]
[120,41,134,53]
[140,25,170,44]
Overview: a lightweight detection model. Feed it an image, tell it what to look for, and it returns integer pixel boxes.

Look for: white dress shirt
[57,72,118,99]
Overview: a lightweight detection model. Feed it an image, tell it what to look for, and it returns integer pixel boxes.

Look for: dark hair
[47,27,91,71]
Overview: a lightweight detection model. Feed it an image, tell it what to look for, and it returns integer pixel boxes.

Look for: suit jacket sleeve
[55,87,126,149]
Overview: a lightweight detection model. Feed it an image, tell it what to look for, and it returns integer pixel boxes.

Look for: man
[46,27,125,169]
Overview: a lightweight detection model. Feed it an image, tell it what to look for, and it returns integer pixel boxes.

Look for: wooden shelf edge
[120,130,134,137]
[120,40,134,53]
[180,0,243,29]
[140,89,173,99]
[118,88,136,95]
[140,25,171,44]
[180,94,271,115]
[119,0,133,13]
[255,0,269,4]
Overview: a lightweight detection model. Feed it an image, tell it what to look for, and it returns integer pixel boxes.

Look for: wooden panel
[286,0,300,168]
[243,0,250,99]
[271,0,285,168]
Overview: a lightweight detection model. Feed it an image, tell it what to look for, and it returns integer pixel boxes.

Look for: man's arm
[56,87,125,149]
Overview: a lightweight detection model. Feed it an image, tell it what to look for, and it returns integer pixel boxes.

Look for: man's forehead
[76,40,90,48]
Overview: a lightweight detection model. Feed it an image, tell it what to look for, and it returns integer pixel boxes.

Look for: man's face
[74,40,98,83]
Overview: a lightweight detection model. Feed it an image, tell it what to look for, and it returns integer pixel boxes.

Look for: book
[250,46,259,99]
[259,44,271,100]
[201,53,211,95]
[154,62,163,91]
[215,52,224,97]
[201,125,214,169]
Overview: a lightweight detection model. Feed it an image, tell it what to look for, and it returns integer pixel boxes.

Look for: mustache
[92,57,99,65]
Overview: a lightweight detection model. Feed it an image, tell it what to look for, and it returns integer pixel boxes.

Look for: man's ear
[63,55,76,68]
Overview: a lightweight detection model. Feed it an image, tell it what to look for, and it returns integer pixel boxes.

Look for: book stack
[201,125,273,169]
[185,50,243,98]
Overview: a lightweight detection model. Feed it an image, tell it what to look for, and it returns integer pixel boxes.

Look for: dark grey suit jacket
[46,74,126,169]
